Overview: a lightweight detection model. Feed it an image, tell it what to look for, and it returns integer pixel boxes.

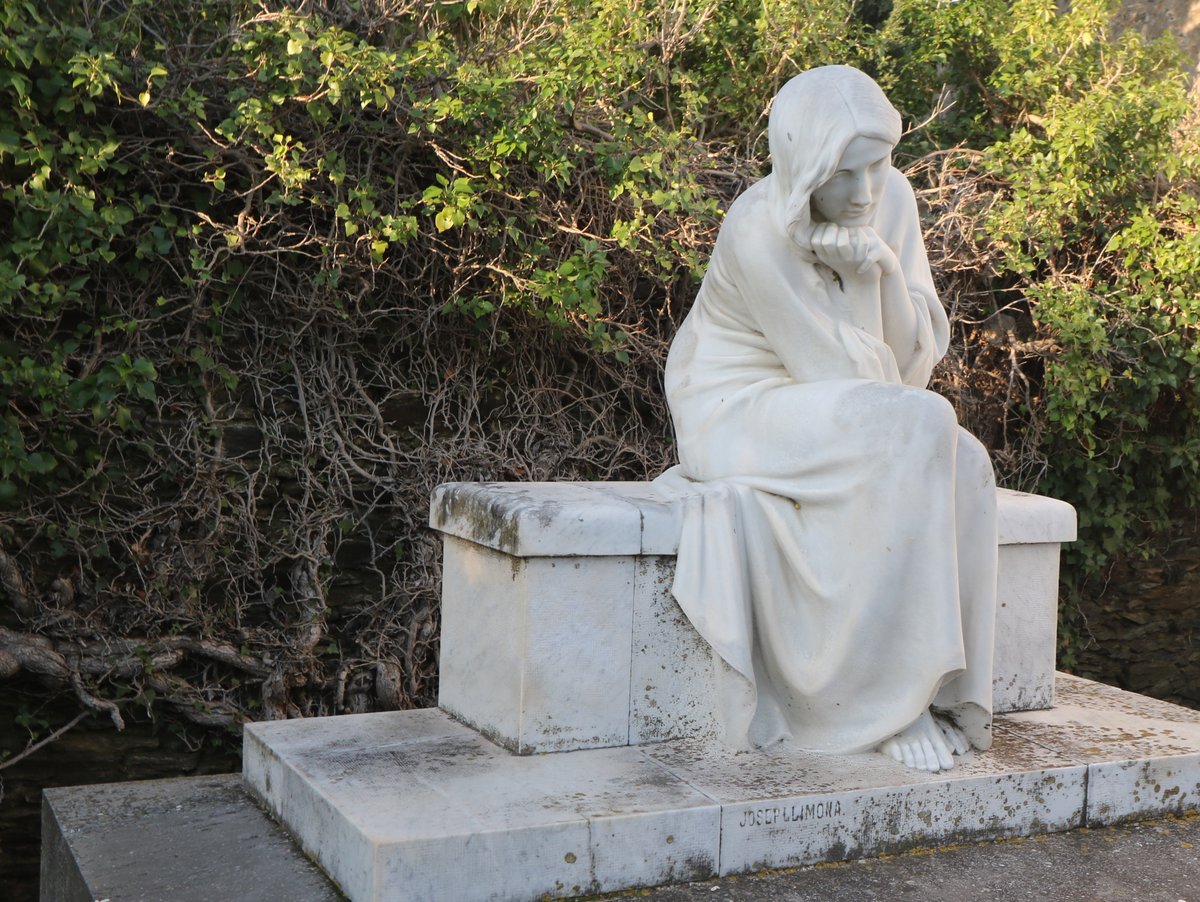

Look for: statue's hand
[810,223,899,278]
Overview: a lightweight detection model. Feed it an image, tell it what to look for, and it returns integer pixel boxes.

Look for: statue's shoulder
[716,179,773,249]
[724,177,770,221]
[884,165,919,210]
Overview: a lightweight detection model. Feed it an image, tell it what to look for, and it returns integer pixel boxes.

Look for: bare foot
[934,712,970,756]
[878,709,967,772]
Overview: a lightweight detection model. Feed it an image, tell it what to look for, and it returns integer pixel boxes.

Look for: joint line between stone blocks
[625,514,644,747]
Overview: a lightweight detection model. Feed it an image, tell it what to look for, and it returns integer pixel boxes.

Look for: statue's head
[767,66,902,247]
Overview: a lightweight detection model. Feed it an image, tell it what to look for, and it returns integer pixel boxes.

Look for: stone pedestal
[239,676,1200,902]
[431,482,1077,754]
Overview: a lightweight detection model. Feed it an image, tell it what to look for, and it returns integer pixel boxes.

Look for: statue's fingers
[836,227,851,257]
[824,225,842,255]
[855,247,879,275]
[850,227,869,254]
[810,223,831,255]
[845,229,861,263]
[825,225,841,252]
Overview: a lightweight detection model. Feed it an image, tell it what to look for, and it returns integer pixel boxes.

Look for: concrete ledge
[40,774,340,902]
[995,488,1078,545]
[43,678,1200,902]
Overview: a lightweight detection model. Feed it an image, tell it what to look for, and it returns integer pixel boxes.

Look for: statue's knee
[957,430,996,487]
[900,389,957,435]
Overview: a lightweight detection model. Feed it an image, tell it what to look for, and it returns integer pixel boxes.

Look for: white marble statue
[654,65,997,773]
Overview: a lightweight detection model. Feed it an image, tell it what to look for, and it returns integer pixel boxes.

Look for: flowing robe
[656,167,997,754]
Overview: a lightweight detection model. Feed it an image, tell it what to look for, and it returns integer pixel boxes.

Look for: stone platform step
[40,774,341,902]
[243,675,1200,902]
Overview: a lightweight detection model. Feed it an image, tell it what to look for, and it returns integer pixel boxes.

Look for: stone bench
[430,482,1077,755]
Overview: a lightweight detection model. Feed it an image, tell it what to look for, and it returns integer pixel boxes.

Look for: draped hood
[767,66,903,249]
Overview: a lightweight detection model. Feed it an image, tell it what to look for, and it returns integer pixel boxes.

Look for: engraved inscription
[737,800,844,828]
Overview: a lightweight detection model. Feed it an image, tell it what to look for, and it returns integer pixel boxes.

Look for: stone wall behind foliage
[1113,0,1200,82]
[1072,517,1200,710]
[0,686,239,902]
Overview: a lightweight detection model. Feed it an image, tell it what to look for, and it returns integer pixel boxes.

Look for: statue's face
[810,135,893,227]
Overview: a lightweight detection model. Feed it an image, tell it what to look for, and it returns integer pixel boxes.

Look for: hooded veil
[654,66,997,755]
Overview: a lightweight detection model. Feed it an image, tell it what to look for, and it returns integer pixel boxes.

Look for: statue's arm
[879,169,950,386]
[718,210,880,384]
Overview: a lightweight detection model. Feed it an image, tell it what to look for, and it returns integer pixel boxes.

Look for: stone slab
[640,729,1086,875]
[629,555,718,744]
[992,542,1061,712]
[242,676,1200,901]
[995,488,1078,545]
[430,482,1076,558]
[40,773,339,902]
[624,814,1200,900]
[429,482,646,557]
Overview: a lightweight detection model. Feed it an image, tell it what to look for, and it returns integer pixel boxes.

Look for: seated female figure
[658,65,997,773]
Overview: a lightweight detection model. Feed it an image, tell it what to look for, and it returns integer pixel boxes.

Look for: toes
[948,728,969,756]
[931,735,954,771]
[880,710,970,773]
[919,736,942,772]
[933,714,971,755]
